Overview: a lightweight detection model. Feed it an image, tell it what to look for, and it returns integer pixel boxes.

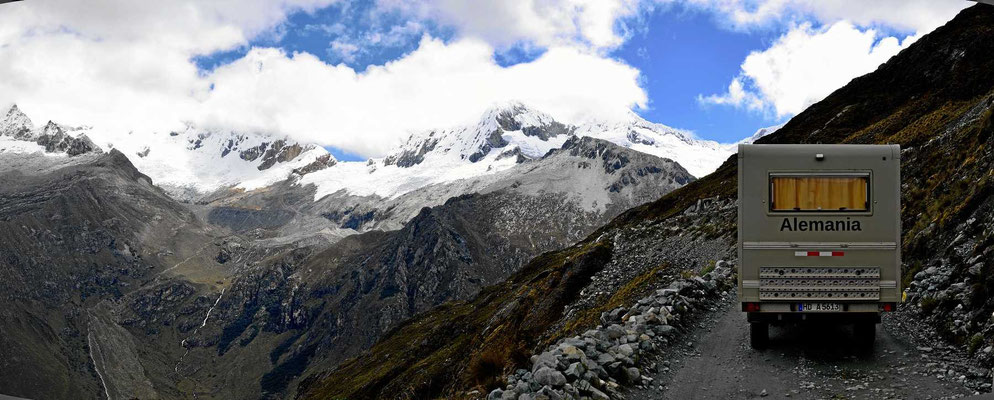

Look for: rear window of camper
[769,173,869,212]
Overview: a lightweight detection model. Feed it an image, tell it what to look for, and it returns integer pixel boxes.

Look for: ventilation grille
[759,266,880,300]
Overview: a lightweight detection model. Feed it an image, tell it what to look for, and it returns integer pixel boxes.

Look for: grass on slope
[299,239,613,399]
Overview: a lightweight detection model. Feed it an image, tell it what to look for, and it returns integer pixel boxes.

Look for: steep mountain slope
[0,150,228,399]
[120,135,695,399]
[208,135,694,240]
[122,124,336,200]
[298,4,994,399]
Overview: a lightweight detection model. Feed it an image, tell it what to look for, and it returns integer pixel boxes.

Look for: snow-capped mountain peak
[301,100,742,200]
[0,105,102,157]
[0,104,34,139]
[573,111,732,179]
[383,101,573,170]
[736,123,785,144]
[113,125,337,198]
[0,104,336,199]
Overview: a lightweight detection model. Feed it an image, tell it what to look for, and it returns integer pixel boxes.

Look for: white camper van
[737,144,901,349]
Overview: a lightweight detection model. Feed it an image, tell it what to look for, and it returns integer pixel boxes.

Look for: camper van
[737,144,901,349]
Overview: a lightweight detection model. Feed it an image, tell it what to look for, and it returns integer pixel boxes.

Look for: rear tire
[854,322,876,348]
[750,322,769,349]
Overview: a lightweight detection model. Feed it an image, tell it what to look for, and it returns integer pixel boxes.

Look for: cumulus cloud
[698,78,764,113]
[0,0,647,158]
[377,0,644,51]
[198,37,647,156]
[700,21,917,118]
[670,0,967,34]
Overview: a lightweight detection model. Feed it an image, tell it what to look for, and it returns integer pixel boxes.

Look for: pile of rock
[487,261,734,400]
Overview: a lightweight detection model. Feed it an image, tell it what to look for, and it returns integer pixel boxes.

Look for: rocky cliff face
[0,106,102,157]
[0,150,221,399]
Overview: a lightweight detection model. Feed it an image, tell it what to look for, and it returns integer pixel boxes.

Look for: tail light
[880,302,896,312]
[742,302,761,312]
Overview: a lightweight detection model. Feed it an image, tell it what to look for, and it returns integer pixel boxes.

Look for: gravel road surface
[631,292,989,400]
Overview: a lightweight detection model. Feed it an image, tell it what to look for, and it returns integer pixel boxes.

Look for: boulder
[589,387,610,400]
[534,367,567,387]
[616,343,635,357]
[564,362,587,380]
[625,367,641,382]
[562,345,586,361]
[532,352,559,373]
[605,324,626,340]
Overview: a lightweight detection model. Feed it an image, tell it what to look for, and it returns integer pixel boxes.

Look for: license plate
[798,303,842,312]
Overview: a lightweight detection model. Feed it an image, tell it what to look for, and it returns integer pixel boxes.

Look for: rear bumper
[747,311,880,324]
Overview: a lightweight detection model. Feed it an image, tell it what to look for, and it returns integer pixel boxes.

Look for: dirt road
[631,292,988,400]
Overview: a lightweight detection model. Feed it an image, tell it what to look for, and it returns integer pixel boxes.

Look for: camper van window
[769,174,869,212]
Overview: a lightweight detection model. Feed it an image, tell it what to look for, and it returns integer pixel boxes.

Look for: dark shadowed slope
[0,150,220,399]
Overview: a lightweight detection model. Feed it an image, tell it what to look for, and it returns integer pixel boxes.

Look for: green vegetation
[968,333,985,355]
[700,261,716,277]
[920,297,939,314]
[558,264,669,339]
[299,240,613,399]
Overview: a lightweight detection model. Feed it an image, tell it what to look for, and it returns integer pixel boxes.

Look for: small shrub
[919,296,939,314]
[700,261,716,276]
[968,333,985,355]
[467,348,506,391]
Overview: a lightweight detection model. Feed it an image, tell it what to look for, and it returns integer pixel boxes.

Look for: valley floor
[632,291,988,400]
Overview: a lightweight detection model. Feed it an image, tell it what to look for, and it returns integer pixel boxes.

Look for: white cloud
[304,23,347,36]
[700,21,918,118]
[329,39,361,62]
[0,0,648,159]
[670,0,968,34]
[377,0,644,51]
[198,37,647,156]
[0,0,338,54]
[697,77,764,112]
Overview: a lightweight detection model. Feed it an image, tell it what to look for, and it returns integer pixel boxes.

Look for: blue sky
[613,5,778,141]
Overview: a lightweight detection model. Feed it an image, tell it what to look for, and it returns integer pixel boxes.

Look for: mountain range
[0,82,790,399]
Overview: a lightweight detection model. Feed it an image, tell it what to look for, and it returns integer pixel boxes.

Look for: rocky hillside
[297,4,994,399]
[132,135,696,399]
[204,133,695,242]
[0,120,697,399]
[0,150,227,399]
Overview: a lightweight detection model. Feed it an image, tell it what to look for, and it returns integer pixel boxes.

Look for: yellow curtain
[771,176,867,211]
